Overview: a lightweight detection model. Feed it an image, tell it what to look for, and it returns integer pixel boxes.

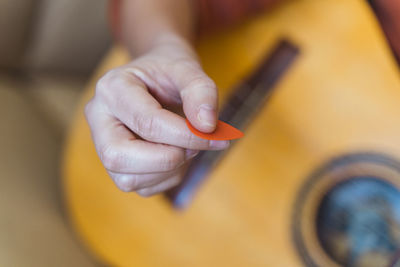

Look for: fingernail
[210,140,230,149]
[185,149,199,160]
[197,104,216,128]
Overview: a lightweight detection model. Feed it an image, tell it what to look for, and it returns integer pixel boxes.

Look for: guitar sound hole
[316,177,400,267]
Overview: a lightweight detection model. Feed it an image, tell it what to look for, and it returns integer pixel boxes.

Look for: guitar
[63,0,400,266]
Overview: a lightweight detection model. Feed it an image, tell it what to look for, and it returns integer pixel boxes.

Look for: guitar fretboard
[166,40,300,209]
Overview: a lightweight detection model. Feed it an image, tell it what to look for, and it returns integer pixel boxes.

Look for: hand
[85,38,229,197]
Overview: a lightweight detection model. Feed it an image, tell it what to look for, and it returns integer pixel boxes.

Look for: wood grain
[62,0,400,266]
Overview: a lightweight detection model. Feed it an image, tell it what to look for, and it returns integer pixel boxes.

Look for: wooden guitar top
[62,0,400,266]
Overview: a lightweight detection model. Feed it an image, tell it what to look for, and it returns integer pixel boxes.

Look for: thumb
[177,65,218,133]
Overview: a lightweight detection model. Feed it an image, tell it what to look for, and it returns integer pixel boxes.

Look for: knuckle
[186,131,200,148]
[137,188,154,198]
[99,145,121,171]
[95,69,124,98]
[201,77,217,90]
[160,149,184,172]
[84,99,93,118]
[185,130,208,149]
[180,75,217,103]
[172,60,216,90]
[114,175,139,192]
[135,113,158,140]
[95,74,110,98]
[171,57,196,70]
[189,75,216,91]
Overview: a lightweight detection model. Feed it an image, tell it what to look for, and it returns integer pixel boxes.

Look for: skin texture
[85,0,229,197]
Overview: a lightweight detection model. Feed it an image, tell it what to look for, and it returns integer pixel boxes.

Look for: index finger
[96,68,229,150]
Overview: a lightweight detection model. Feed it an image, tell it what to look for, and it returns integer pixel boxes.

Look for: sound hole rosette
[292,153,400,267]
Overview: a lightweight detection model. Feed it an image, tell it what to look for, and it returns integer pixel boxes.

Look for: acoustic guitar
[63,0,400,266]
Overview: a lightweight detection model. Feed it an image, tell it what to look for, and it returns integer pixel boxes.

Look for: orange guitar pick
[186,119,244,140]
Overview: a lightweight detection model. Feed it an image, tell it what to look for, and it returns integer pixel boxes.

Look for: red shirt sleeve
[197,0,281,32]
[369,0,400,63]
[108,0,121,40]
[108,0,281,38]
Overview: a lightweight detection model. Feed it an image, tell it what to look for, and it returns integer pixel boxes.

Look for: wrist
[114,0,197,58]
[149,32,197,58]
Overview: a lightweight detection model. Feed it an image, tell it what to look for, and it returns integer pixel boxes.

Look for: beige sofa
[0,1,111,266]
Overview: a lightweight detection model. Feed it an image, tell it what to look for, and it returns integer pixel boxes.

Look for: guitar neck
[165,39,300,209]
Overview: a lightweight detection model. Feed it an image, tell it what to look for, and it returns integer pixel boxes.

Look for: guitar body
[63,0,400,266]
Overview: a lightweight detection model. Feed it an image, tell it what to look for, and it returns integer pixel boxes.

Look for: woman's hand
[85,36,229,197]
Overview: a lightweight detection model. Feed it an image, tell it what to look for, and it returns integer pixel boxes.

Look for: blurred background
[0,0,110,265]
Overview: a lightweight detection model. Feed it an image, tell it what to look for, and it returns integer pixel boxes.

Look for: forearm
[117,0,196,57]
[112,0,283,57]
